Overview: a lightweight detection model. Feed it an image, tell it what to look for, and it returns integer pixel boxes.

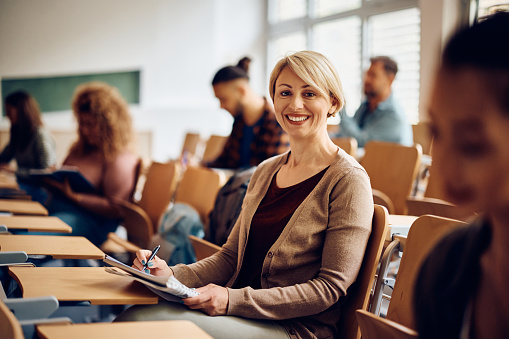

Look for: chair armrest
[372,189,395,215]
[4,296,59,320]
[0,251,28,266]
[107,232,142,253]
[371,239,401,316]
[356,309,418,339]
[188,235,221,261]
[111,197,153,249]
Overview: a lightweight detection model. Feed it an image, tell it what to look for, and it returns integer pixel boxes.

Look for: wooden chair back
[331,137,358,157]
[128,158,143,202]
[137,161,181,233]
[180,132,202,159]
[188,235,221,261]
[361,141,422,215]
[201,135,228,163]
[106,161,181,253]
[406,197,472,221]
[406,165,475,221]
[337,205,389,339]
[174,166,225,226]
[113,199,153,251]
[356,309,418,339]
[0,299,24,339]
[386,215,466,329]
[411,122,432,155]
[423,165,446,200]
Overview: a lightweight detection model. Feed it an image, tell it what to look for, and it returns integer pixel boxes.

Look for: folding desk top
[36,320,213,339]
[387,214,418,241]
[9,266,159,305]
[0,234,104,259]
[0,173,18,189]
[0,216,72,233]
[0,199,48,216]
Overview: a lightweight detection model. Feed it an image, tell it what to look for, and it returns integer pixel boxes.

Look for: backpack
[205,166,256,246]
[149,202,204,265]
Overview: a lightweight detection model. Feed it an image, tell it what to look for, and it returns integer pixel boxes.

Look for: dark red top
[234,166,329,289]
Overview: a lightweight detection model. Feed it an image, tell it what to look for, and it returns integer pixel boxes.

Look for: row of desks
[1,174,416,338]
[0,178,212,338]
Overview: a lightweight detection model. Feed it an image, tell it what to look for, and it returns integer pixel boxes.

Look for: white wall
[0,0,267,161]
[418,0,468,122]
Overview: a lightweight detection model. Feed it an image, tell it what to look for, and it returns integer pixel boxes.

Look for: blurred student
[335,56,413,147]
[0,91,56,178]
[414,12,509,339]
[204,57,290,169]
[116,51,373,339]
[44,82,139,246]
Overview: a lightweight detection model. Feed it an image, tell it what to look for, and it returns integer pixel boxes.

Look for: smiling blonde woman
[116,52,373,339]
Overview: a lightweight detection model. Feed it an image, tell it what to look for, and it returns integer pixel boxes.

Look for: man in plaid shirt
[205,57,289,169]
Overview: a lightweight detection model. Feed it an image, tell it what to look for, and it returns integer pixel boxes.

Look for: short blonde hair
[269,51,345,117]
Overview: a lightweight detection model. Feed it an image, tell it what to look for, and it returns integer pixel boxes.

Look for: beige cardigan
[172,148,373,338]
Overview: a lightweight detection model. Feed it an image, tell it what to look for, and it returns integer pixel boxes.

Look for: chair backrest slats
[386,215,467,328]
[138,161,181,233]
[0,300,24,339]
[174,166,224,226]
[338,204,389,339]
[331,137,358,158]
[361,141,422,215]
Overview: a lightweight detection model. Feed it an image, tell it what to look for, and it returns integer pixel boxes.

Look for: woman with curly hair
[45,82,139,246]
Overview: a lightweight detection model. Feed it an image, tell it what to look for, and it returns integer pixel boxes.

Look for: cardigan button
[267,252,274,258]
[289,329,296,335]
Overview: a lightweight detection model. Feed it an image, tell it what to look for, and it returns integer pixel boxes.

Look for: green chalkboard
[1,70,140,114]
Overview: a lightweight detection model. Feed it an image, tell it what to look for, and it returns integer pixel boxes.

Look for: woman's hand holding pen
[133,249,172,277]
[133,248,228,316]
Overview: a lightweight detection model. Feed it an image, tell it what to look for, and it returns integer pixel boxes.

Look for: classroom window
[313,17,362,118]
[368,8,421,123]
[471,0,509,21]
[267,0,421,123]
[269,0,307,23]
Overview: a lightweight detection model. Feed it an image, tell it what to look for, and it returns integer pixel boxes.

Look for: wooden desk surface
[0,173,18,189]
[37,320,213,339]
[0,199,48,216]
[0,234,104,259]
[0,216,72,233]
[9,266,159,305]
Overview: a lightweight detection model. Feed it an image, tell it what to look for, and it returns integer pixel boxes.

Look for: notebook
[103,255,199,302]
[29,168,96,194]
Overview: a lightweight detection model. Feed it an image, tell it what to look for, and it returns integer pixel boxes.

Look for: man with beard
[204,57,290,169]
[335,56,413,147]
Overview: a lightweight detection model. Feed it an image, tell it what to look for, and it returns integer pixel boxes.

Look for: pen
[142,245,160,272]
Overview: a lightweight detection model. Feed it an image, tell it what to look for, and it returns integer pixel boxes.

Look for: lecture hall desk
[36,320,213,339]
[0,199,48,216]
[0,173,18,189]
[0,215,72,233]
[0,234,104,259]
[9,266,159,305]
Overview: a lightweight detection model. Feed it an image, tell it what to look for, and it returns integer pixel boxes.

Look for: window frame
[266,0,420,122]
